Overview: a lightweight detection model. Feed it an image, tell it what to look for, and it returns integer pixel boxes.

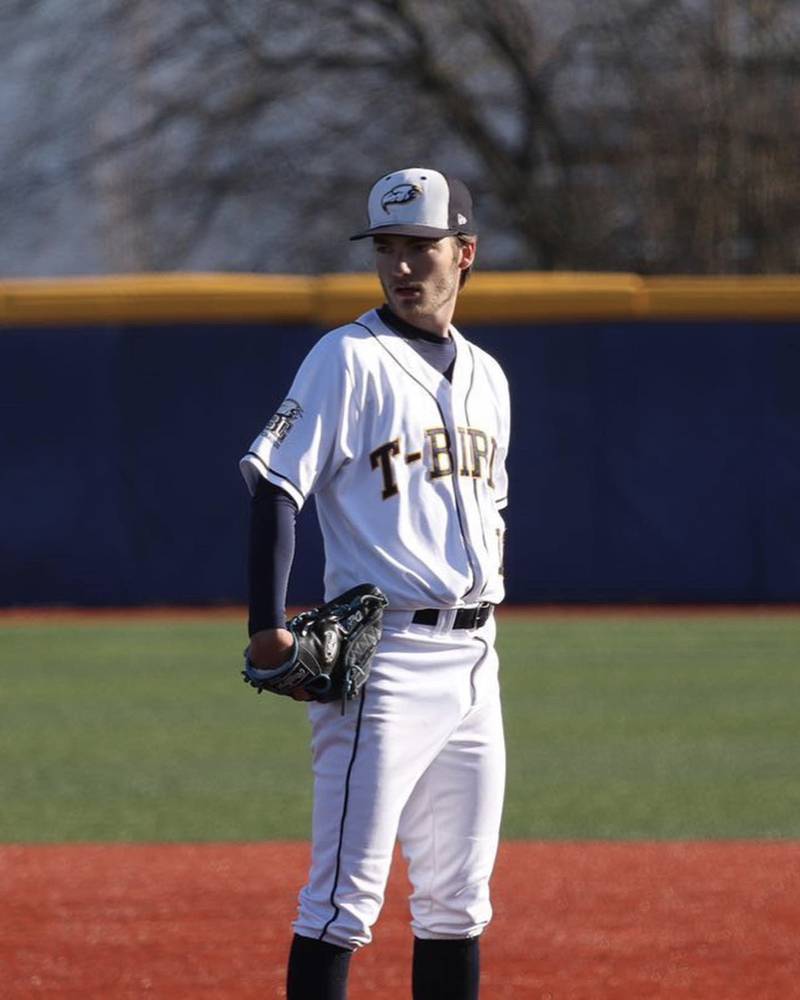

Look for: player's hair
[456,234,477,288]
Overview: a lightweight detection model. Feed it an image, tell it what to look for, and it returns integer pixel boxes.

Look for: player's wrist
[247,627,294,668]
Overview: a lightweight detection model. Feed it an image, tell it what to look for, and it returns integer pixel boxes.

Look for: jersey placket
[391,330,484,606]
[359,313,490,605]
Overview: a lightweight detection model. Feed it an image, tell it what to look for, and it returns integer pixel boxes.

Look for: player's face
[373,235,474,335]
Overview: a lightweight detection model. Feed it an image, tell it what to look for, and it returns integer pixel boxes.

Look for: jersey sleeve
[494,459,509,510]
[240,333,359,510]
[491,363,511,511]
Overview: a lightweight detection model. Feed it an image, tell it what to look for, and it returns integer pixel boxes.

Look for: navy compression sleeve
[248,478,298,636]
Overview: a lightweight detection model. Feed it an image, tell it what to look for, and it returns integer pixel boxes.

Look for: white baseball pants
[293,612,505,949]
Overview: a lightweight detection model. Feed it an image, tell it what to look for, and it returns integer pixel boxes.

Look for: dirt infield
[2,841,798,998]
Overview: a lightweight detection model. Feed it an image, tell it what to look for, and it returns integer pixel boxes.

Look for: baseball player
[240,167,510,999]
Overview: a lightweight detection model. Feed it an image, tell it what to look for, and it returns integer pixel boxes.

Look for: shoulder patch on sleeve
[261,397,304,447]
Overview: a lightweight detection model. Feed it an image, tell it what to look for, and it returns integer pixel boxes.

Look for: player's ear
[457,236,477,272]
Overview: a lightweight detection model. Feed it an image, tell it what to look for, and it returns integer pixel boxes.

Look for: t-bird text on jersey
[370,425,499,500]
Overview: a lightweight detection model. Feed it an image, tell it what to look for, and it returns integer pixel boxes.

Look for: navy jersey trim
[245,452,306,503]
[319,690,368,941]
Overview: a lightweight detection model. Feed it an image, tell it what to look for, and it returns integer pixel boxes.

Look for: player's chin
[390,290,425,316]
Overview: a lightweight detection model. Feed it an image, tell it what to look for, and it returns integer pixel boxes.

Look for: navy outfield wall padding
[1,319,799,606]
[473,320,799,603]
[1,323,323,607]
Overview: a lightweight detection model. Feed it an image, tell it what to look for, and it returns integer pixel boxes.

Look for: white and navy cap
[350,167,476,241]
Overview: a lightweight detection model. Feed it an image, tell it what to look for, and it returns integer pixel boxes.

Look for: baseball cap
[350,167,476,241]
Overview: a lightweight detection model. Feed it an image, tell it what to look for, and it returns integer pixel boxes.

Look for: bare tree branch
[2,0,798,275]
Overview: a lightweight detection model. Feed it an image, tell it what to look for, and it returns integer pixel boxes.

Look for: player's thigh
[397,691,505,936]
[304,633,472,880]
[398,685,506,878]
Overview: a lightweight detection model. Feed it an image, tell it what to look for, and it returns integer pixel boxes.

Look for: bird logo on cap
[381,183,422,213]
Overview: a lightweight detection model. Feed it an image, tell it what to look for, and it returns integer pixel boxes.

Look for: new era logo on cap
[350,167,476,241]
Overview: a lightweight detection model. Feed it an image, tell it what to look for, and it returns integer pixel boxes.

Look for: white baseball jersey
[241,309,509,610]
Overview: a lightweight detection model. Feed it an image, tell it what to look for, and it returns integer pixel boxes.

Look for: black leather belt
[412,603,493,630]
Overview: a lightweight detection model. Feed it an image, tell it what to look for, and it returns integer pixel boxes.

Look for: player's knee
[294,905,379,951]
[318,924,372,951]
[410,893,493,940]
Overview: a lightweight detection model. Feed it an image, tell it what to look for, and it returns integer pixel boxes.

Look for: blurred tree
[0,0,797,275]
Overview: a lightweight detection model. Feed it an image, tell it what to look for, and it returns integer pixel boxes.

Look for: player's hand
[246,628,314,701]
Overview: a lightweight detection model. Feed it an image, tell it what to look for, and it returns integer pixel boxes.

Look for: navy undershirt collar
[378,304,451,344]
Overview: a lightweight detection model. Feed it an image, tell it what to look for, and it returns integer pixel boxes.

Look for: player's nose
[391,256,412,277]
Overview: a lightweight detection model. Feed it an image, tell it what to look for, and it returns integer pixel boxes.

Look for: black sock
[412,936,480,1000]
[286,933,352,1000]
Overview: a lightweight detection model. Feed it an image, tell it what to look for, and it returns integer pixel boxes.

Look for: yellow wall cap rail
[0,273,314,327]
[643,276,800,320]
[2,272,800,327]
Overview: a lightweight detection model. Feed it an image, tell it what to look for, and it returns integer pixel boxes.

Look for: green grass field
[1,613,799,842]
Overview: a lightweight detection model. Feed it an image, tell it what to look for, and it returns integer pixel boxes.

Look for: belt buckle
[463,604,483,630]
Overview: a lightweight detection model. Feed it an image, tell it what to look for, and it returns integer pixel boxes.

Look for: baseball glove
[242,584,388,704]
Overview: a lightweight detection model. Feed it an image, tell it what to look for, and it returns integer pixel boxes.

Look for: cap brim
[350,223,467,241]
